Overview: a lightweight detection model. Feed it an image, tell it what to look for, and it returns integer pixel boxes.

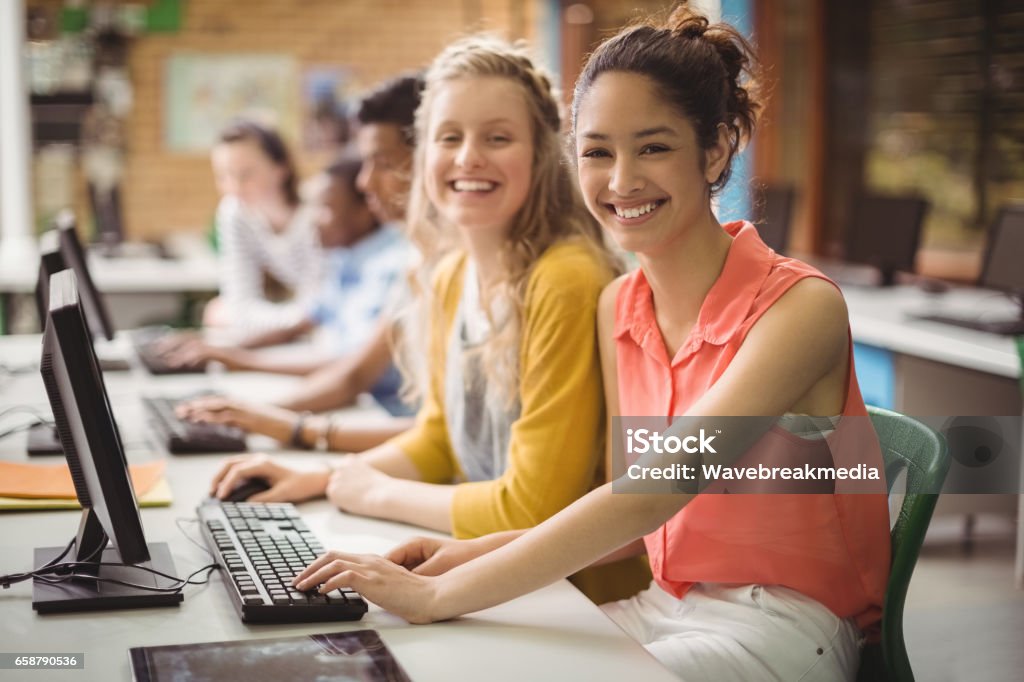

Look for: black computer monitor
[977,204,1024,328]
[980,205,1024,296]
[54,209,116,341]
[33,230,65,330]
[845,194,929,286]
[32,269,181,614]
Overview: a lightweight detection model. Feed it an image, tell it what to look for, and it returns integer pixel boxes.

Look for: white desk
[0,334,675,682]
[843,284,1020,380]
[0,236,220,295]
[0,237,220,334]
[841,283,1023,588]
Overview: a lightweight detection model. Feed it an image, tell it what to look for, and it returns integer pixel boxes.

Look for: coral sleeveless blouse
[614,221,890,632]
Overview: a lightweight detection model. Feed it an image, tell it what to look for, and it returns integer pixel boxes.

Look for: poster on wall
[164,52,299,152]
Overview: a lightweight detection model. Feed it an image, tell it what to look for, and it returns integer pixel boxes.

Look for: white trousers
[601,582,863,681]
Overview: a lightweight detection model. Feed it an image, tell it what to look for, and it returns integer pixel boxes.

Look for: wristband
[290,411,312,449]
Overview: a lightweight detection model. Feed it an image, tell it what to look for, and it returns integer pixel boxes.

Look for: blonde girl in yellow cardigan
[210,36,647,602]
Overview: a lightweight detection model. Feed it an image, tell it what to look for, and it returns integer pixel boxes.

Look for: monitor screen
[846,194,928,286]
[39,269,148,565]
[54,210,116,341]
[980,205,1024,295]
[34,230,65,330]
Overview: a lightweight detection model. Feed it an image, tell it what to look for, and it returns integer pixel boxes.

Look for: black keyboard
[197,501,367,624]
[142,396,247,454]
[912,313,1024,336]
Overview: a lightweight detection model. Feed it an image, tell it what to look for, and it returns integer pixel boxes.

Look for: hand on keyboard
[211,453,331,503]
[293,549,438,624]
[134,329,208,374]
[159,337,231,371]
[177,396,298,443]
[143,395,247,454]
[387,535,504,576]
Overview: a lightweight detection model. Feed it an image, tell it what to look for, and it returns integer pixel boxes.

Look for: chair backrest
[858,406,950,682]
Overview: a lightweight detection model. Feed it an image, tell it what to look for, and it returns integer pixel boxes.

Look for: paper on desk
[0,476,173,510]
[0,459,165,499]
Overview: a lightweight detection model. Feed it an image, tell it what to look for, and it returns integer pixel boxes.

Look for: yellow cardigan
[390,239,610,536]
[388,239,650,603]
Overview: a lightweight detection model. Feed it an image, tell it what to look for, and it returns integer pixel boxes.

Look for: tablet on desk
[129,630,411,682]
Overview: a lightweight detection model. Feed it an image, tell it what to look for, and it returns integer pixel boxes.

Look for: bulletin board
[164,52,299,152]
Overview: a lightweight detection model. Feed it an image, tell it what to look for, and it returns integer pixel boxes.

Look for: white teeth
[453,180,496,192]
[614,202,659,219]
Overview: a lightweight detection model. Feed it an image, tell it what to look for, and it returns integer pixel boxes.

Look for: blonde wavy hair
[399,35,620,407]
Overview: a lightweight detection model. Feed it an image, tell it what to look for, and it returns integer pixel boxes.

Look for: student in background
[167,156,409,388]
[204,120,321,340]
[179,74,424,442]
[210,37,651,604]
[290,8,892,680]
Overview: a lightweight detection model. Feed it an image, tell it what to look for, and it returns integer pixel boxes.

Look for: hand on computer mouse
[211,453,331,503]
[223,477,272,502]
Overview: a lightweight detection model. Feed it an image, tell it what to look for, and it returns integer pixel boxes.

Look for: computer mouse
[223,477,272,502]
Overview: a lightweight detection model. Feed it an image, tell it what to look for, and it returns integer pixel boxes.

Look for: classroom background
[0,1,1022,681]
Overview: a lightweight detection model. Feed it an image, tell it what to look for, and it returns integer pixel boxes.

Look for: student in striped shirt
[204,120,322,341]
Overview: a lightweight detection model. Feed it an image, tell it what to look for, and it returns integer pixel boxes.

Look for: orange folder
[0,459,165,499]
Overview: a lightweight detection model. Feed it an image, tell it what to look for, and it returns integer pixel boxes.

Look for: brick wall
[99,0,539,240]
[29,1,688,241]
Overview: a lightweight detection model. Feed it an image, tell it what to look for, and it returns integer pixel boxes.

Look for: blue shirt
[308,223,410,357]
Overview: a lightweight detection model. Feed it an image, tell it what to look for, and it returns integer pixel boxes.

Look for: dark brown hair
[324,153,366,204]
[571,4,762,194]
[218,119,300,206]
[355,72,425,147]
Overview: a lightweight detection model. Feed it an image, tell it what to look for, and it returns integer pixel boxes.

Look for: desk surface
[841,283,1020,379]
[0,237,220,294]
[0,334,674,682]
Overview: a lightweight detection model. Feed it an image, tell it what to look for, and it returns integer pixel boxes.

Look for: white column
[0,0,38,270]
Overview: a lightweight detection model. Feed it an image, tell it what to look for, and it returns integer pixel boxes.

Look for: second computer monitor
[34,230,65,330]
[980,205,1024,296]
[54,210,116,341]
[846,194,928,286]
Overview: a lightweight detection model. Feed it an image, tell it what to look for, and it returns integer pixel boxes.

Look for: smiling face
[423,76,534,239]
[574,71,729,255]
[355,123,413,223]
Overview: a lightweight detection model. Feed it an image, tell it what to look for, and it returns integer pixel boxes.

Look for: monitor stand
[32,543,183,613]
[26,422,62,456]
[878,267,897,287]
[32,510,183,613]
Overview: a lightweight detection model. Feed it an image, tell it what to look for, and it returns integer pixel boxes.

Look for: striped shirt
[214,195,322,339]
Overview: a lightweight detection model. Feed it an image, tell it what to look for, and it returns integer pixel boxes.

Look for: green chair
[857,406,951,682]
